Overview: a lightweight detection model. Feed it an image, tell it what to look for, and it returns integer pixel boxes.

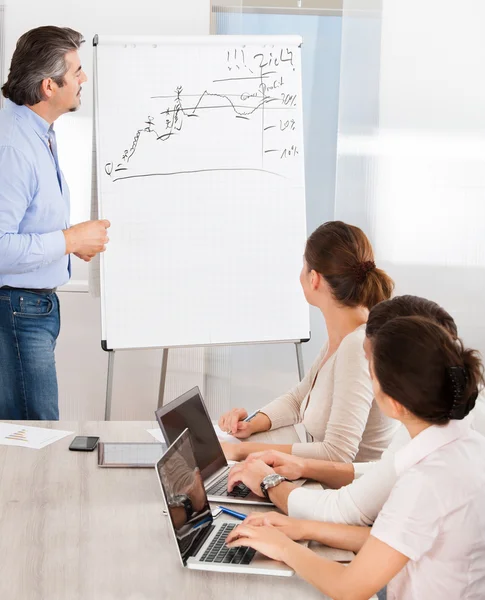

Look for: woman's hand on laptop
[227,459,275,497]
[218,408,252,438]
[246,450,306,481]
[243,511,311,542]
[225,523,294,563]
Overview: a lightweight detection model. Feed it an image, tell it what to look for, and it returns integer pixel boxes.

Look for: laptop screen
[156,429,214,565]
[155,387,227,482]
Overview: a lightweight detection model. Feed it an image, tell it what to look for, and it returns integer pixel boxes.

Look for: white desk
[0,421,356,600]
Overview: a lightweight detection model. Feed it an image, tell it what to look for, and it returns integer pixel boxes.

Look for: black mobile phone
[69,436,100,451]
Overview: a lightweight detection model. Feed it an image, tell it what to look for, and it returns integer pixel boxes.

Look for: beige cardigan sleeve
[291,329,374,462]
[259,345,327,431]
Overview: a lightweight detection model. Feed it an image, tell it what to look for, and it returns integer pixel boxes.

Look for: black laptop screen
[156,430,213,565]
[155,387,227,482]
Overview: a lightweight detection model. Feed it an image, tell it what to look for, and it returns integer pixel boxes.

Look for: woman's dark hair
[304,221,394,310]
[372,316,484,425]
[2,26,84,105]
[366,295,458,340]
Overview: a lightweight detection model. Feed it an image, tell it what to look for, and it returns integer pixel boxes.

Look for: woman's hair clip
[446,366,469,419]
[354,260,376,284]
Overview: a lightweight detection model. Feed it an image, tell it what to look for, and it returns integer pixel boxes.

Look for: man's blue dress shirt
[0,98,70,288]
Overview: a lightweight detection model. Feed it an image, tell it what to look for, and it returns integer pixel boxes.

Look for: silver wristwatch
[260,473,288,499]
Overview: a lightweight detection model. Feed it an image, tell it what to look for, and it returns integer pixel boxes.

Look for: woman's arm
[242,511,371,552]
[283,534,408,600]
[292,330,375,462]
[294,520,371,552]
[226,525,408,600]
[222,440,294,462]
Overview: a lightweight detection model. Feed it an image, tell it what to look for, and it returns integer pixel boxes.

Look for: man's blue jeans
[0,288,60,419]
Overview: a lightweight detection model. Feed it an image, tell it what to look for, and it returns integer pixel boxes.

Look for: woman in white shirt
[226,315,485,600]
[229,295,485,526]
[219,221,396,463]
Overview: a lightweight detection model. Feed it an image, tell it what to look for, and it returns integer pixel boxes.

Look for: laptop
[155,428,295,576]
[155,386,272,505]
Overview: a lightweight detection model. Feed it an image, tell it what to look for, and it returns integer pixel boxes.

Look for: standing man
[0,26,110,420]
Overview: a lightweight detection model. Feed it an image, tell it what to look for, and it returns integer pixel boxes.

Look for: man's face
[54,50,87,114]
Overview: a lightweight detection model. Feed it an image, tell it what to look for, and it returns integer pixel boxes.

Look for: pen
[243,410,259,423]
[217,506,247,521]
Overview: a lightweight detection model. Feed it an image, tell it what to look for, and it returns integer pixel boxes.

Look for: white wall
[336,0,485,358]
[376,0,485,355]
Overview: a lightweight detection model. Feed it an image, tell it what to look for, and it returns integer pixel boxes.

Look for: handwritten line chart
[103,45,301,183]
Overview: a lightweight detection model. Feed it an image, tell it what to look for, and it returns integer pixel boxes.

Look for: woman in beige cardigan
[219,221,397,463]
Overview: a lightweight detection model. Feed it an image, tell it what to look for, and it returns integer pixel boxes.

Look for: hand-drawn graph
[95,37,308,352]
[103,45,302,184]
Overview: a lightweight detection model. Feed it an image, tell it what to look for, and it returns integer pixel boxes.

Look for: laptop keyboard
[206,473,251,498]
[200,523,256,565]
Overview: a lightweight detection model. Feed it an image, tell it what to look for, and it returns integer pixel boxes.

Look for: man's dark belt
[0,285,57,294]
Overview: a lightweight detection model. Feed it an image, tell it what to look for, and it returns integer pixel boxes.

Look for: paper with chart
[96,36,309,350]
[0,423,73,449]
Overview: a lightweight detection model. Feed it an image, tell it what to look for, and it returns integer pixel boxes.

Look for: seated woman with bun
[220,221,397,464]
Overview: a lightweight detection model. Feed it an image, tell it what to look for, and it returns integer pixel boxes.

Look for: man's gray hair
[1,26,84,106]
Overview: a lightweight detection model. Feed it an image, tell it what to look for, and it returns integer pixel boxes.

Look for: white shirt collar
[394,419,472,476]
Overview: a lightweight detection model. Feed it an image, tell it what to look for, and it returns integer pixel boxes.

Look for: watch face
[264,474,283,486]
[261,473,285,499]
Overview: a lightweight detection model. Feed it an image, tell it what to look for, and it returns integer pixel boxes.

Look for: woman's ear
[310,269,322,291]
[387,396,407,420]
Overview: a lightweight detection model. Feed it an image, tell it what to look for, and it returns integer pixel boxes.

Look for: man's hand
[73,251,95,262]
[227,459,275,497]
[64,219,110,256]
[246,450,306,481]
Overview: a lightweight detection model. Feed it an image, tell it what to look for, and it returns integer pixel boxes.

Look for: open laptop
[155,386,271,505]
[155,428,295,576]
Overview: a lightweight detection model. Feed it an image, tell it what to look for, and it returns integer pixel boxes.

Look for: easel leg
[157,348,169,409]
[295,342,305,382]
[105,350,115,421]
